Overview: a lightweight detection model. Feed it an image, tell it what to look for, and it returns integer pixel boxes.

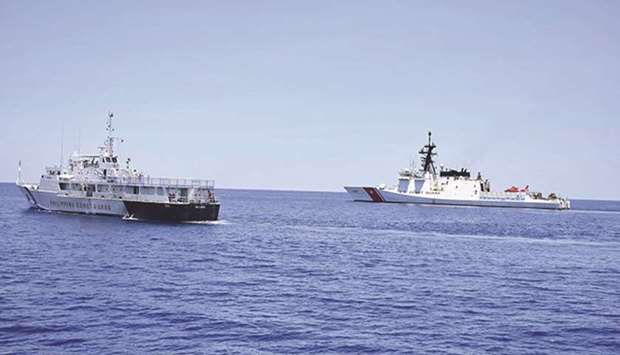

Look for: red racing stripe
[363,187,385,202]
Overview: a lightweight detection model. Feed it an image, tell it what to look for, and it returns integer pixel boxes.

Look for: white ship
[16,113,220,221]
[345,132,570,210]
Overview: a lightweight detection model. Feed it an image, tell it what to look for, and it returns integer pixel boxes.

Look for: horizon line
[1,181,618,202]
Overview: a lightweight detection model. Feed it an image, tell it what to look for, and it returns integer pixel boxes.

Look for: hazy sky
[1,1,619,199]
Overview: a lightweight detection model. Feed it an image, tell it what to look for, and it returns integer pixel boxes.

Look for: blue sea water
[1,183,619,354]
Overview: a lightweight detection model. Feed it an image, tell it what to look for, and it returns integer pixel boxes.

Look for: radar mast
[103,112,124,158]
[105,112,115,156]
[419,131,437,174]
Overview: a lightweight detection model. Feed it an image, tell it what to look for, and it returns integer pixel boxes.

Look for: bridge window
[125,186,139,194]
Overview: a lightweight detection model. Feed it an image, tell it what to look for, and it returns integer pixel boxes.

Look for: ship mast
[105,112,115,156]
[419,131,437,174]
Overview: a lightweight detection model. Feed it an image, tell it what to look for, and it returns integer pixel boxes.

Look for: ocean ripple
[1,185,619,354]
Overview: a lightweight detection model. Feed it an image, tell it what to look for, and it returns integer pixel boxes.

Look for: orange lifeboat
[505,185,529,193]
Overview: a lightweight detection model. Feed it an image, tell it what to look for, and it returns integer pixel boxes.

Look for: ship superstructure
[345,132,570,210]
[17,113,220,221]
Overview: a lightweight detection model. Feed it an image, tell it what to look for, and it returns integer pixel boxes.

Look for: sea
[1,183,619,354]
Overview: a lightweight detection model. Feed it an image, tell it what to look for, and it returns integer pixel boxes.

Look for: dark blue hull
[123,201,220,222]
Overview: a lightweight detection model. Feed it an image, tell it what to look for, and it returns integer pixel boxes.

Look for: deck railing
[480,191,528,200]
[63,175,215,189]
[106,176,215,189]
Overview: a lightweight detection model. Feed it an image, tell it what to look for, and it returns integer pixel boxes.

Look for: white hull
[345,186,568,210]
[17,185,127,216]
[15,113,219,222]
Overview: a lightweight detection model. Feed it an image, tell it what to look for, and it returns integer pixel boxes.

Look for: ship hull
[123,201,220,222]
[17,185,127,216]
[344,186,569,210]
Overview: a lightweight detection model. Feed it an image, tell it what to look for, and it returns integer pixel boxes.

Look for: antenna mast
[106,112,115,156]
[60,123,64,169]
[78,126,81,156]
[418,131,437,174]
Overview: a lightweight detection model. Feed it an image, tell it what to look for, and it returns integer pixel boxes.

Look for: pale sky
[1,1,619,199]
